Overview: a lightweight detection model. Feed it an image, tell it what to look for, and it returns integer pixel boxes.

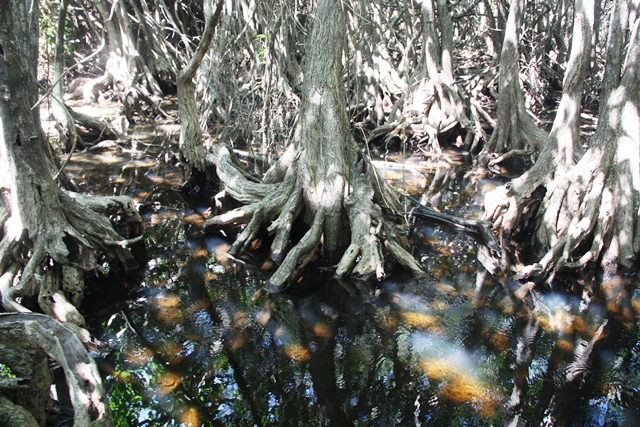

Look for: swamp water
[66,125,640,426]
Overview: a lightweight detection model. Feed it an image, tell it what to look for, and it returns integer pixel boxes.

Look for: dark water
[68,128,640,427]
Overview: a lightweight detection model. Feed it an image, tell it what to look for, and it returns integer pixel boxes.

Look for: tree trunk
[93,0,163,121]
[293,0,354,258]
[478,0,547,170]
[484,0,640,281]
[374,0,474,153]
[0,0,143,422]
[204,0,423,291]
[177,0,224,188]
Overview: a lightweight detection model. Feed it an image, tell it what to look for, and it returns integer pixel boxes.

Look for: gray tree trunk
[478,0,547,169]
[0,1,144,423]
[177,0,224,186]
[484,0,640,281]
[204,0,423,291]
[294,0,354,259]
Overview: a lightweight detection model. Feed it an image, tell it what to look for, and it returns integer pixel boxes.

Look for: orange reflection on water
[400,311,439,329]
[432,282,458,296]
[313,322,334,339]
[191,248,208,258]
[184,213,205,227]
[419,358,496,417]
[488,331,508,352]
[555,339,575,352]
[284,344,311,362]
[203,272,218,282]
[156,371,182,397]
[155,294,183,324]
[124,346,155,367]
[179,407,200,427]
[158,341,185,365]
[381,314,399,330]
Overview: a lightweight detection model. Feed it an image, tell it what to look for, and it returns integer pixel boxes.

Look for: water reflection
[66,135,640,426]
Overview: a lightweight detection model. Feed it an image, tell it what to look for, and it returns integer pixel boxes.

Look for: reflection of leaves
[0,363,16,378]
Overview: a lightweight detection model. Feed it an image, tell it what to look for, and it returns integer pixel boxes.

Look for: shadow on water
[67,130,640,426]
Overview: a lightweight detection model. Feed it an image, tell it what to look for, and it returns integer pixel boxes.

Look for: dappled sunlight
[413,333,498,417]
[183,213,206,227]
[400,311,440,329]
[190,248,208,258]
[154,293,183,324]
[156,341,186,365]
[122,346,155,367]
[53,81,640,426]
[535,293,586,335]
[284,343,312,362]
[312,322,334,339]
[155,371,182,397]
[178,407,201,427]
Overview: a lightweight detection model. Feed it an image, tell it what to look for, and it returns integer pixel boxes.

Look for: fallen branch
[406,196,501,254]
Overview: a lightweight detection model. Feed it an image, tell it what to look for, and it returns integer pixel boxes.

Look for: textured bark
[0,395,39,427]
[0,1,142,423]
[484,0,640,280]
[478,0,547,169]
[375,0,474,153]
[177,0,224,185]
[0,313,112,427]
[294,0,353,258]
[205,0,423,291]
[0,338,51,426]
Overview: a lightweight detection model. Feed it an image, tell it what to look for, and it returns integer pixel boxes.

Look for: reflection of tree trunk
[505,311,539,427]
[223,344,266,427]
[306,335,355,427]
[536,318,607,426]
[299,295,356,427]
[536,274,635,425]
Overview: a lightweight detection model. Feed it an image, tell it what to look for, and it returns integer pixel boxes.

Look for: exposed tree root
[0,312,112,426]
[0,190,141,425]
[372,78,474,154]
[480,0,636,282]
[476,0,548,170]
[1,191,142,318]
[204,143,424,292]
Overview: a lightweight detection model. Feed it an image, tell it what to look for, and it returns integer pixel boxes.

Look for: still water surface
[68,127,640,426]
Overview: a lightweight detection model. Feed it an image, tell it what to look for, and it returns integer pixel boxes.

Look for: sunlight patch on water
[284,344,312,362]
[156,371,182,397]
[178,407,200,427]
[412,332,498,417]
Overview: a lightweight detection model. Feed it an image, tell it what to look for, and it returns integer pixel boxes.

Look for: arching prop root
[0,312,112,427]
[204,144,423,292]
[483,137,640,282]
[371,79,475,153]
[1,192,142,323]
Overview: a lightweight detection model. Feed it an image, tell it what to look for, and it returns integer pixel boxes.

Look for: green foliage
[0,363,16,378]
